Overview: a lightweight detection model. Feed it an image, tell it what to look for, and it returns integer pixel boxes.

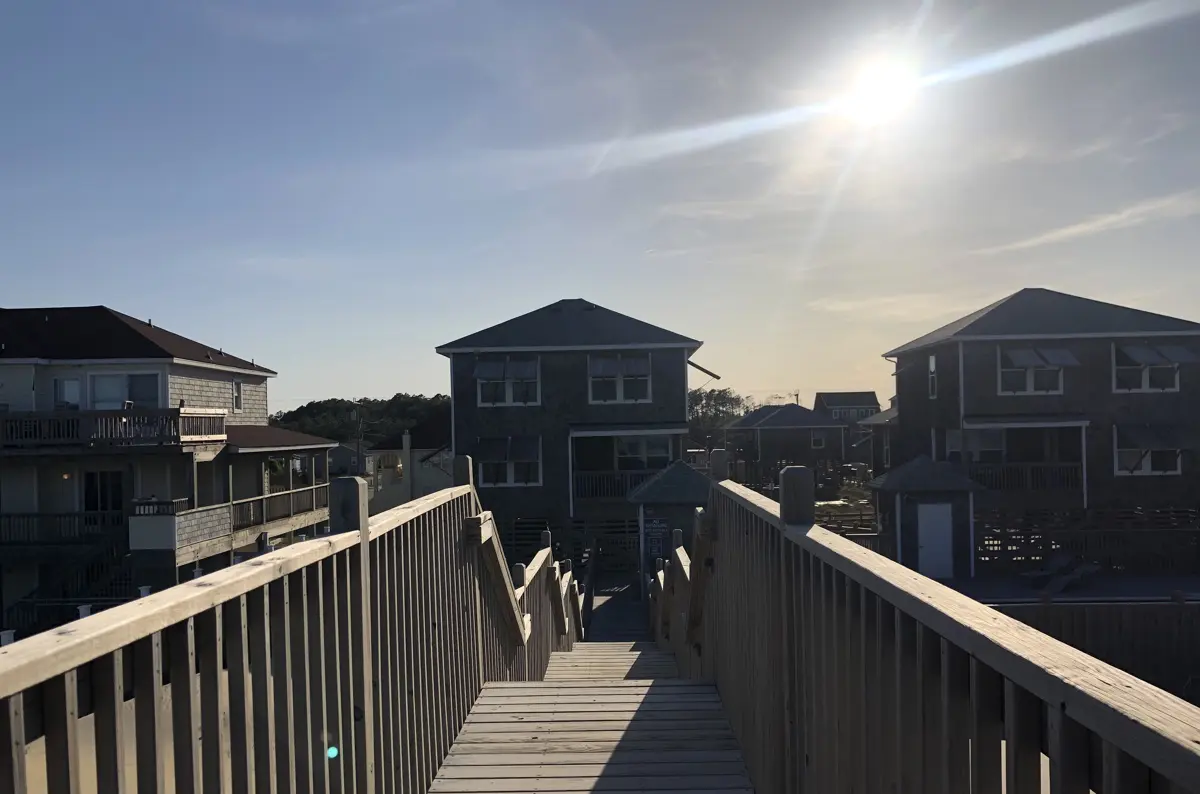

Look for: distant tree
[271,393,449,445]
[688,387,750,450]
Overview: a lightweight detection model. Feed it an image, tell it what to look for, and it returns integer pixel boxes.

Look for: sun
[835,56,922,126]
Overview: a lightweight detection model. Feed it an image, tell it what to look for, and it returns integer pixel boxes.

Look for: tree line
[271,387,751,450]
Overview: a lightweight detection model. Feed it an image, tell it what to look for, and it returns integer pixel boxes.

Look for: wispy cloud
[987,112,1191,166]
[805,293,984,323]
[972,190,1200,255]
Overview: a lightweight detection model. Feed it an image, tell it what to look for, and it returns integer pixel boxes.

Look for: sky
[4,0,1200,411]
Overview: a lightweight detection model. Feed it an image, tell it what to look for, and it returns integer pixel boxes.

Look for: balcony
[128,483,330,564]
[0,407,227,450]
[965,461,1082,491]
[573,470,656,500]
[0,511,123,546]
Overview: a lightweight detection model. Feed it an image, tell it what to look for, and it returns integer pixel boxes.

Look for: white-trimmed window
[475,356,540,407]
[928,355,937,399]
[1112,344,1195,392]
[811,430,827,450]
[616,436,671,470]
[1114,426,1181,476]
[998,347,1077,395]
[476,436,542,486]
[232,380,244,412]
[90,373,160,410]
[589,353,651,404]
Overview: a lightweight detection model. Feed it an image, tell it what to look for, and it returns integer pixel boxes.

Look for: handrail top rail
[0,481,470,700]
[524,546,553,584]
[2,407,220,418]
[227,481,329,507]
[714,478,1200,784]
[179,407,228,416]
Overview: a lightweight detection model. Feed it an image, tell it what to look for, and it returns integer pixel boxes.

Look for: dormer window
[475,356,540,407]
[997,347,1077,395]
[588,353,651,404]
[1112,344,1196,392]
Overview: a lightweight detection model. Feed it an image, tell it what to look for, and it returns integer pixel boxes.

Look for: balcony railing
[231,483,330,532]
[131,498,192,516]
[0,512,123,545]
[966,461,1082,490]
[0,407,227,449]
[573,470,656,500]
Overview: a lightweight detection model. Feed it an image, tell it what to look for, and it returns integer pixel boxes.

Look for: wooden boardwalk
[433,642,754,792]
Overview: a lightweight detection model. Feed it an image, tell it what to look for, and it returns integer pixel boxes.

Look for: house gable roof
[0,306,275,374]
[628,460,712,506]
[814,391,880,409]
[724,403,845,430]
[436,299,701,354]
[867,455,982,493]
[883,288,1200,357]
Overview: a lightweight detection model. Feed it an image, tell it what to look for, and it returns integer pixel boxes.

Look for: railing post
[453,455,474,488]
[710,449,729,481]
[512,563,526,588]
[0,630,15,646]
[330,476,375,792]
[780,466,815,526]
[672,528,683,550]
[541,530,552,550]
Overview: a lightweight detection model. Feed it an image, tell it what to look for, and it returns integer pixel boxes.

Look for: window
[615,436,671,470]
[928,355,937,399]
[90,373,160,410]
[589,353,652,404]
[475,356,540,406]
[232,380,244,412]
[475,436,541,486]
[811,431,826,450]
[54,378,81,410]
[961,429,1004,464]
[1113,344,1195,392]
[997,348,1076,395]
[1114,426,1182,476]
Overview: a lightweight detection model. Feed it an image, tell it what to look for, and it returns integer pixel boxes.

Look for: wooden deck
[432,642,753,792]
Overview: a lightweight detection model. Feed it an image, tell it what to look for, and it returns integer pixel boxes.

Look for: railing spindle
[1004,680,1042,794]
[196,607,230,793]
[939,639,971,794]
[289,573,314,794]
[304,563,330,794]
[1047,706,1089,794]
[224,595,255,794]
[43,670,81,794]
[0,693,27,794]
[247,586,278,794]
[93,650,126,793]
[134,633,167,793]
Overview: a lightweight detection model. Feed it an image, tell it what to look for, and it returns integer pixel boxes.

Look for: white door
[916,503,954,579]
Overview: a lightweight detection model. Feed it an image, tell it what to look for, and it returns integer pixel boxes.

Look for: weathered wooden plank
[0,693,28,794]
[196,607,230,794]
[134,633,167,794]
[970,659,1003,794]
[428,775,753,792]
[93,650,126,794]
[457,720,735,733]
[1004,680,1041,794]
[443,751,746,765]
[224,595,256,794]
[169,620,201,794]
[438,763,749,779]
[288,572,314,794]
[448,739,743,752]
[1048,707,1089,794]
[247,585,277,794]
[43,670,80,794]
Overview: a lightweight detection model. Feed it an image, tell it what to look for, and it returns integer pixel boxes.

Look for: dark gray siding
[451,348,689,528]
[894,336,1200,509]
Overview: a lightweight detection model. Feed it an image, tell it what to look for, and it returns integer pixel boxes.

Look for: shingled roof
[628,460,713,506]
[814,391,880,409]
[867,456,982,493]
[884,288,1200,357]
[436,299,701,354]
[0,306,275,374]
[724,403,845,430]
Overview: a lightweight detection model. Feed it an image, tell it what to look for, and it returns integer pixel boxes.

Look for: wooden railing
[131,498,192,517]
[966,461,1083,491]
[230,483,330,531]
[573,470,655,499]
[0,474,582,793]
[651,468,1200,793]
[0,512,123,545]
[0,408,226,448]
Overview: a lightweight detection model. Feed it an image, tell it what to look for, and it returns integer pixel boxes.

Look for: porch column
[189,456,198,509]
[1081,426,1089,509]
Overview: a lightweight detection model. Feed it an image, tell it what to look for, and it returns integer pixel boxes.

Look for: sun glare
[836,56,922,126]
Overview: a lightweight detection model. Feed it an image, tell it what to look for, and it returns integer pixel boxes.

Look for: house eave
[0,356,277,377]
[883,329,1200,358]
[436,342,703,357]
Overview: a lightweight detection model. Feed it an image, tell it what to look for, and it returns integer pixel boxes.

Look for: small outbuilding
[868,455,983,580]
[629,460,714,599]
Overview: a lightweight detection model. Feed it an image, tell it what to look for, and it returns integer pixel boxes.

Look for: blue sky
[4,0,1200,410]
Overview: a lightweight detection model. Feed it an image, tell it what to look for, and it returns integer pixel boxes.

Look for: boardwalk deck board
[432,642,754,793]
